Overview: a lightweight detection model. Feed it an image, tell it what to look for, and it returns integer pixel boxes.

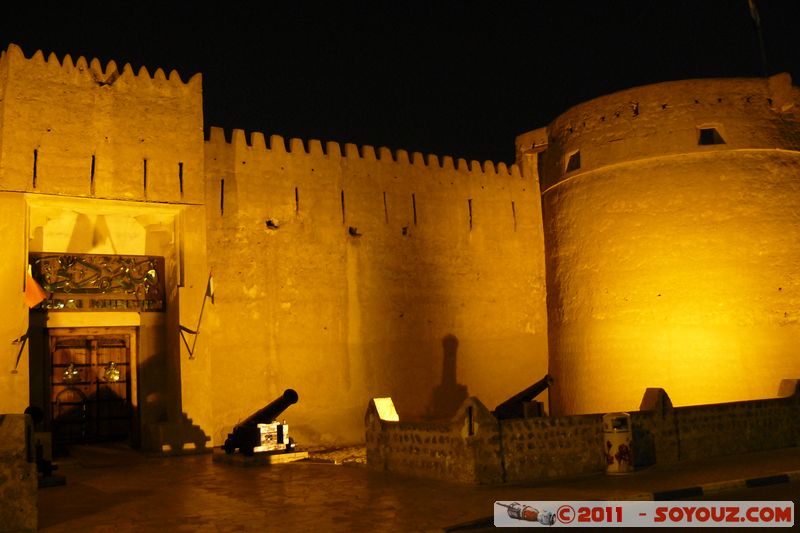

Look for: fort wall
[0,44,204,204]
[0,46,211,451]
[0,193,28,413]
[203,129,549,445]
[0,43,550,449]
[525,75,800,415]
[520,74,800,191]
[8,39,798,455]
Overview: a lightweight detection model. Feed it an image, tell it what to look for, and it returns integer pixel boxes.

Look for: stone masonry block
[0,414,37,533]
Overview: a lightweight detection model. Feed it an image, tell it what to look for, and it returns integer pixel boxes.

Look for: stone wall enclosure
[366,380,800,484]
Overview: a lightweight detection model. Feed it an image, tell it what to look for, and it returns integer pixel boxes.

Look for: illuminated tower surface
[518,74,800,415]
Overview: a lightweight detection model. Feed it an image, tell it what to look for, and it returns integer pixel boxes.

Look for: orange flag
[24,268,47,308]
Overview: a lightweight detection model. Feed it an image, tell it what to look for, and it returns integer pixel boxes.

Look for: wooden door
[49,330,135,444]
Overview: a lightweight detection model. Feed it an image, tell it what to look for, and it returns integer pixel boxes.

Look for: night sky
[2,1,798,164]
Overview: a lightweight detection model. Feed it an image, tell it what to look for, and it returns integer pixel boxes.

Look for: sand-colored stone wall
[523,74,800,191]
[0,193,29,414]
[0,44,203,203]
[0,44,549,449]
[525,74,800,415]
[0,414,36,532]
[12,39,800,454]
[0,45,211,451]
[204,129,549,445]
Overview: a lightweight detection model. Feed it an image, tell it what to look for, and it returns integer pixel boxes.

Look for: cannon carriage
[223,389,299,456]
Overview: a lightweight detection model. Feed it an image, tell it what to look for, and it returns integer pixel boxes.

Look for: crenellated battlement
[0,43,201,93]
[206,126,524,179]
[523,73,800,191]
[0,43,204,202]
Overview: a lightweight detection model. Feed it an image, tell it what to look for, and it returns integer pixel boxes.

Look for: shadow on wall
[425,334,469,420]
[131,328,210,455]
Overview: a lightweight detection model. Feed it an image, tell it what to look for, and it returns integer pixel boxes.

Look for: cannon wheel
[223,438,235,455]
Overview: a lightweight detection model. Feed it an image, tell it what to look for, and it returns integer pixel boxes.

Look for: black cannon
[223,389,299,455]
[493,374,552,419]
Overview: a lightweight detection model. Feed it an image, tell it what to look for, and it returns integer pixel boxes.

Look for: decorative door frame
[46,326,139,445]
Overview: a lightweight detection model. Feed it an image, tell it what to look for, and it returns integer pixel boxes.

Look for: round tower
[520,74,800,415]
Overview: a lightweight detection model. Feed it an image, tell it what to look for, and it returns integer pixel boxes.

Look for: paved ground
[37,445,800,532]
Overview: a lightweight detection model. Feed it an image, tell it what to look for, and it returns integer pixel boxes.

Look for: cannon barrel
[493,374,552,419]
[223,389,300,455]
[240,388,299,427]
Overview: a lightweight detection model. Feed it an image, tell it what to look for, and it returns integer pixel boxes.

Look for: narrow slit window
[220,179,225,215]
[90,154,96,195]
[698,127,725,145]
[468,199,473,231]
[383,192,388,223]
[143,159,148,194]
[295,187,299,213]
[340,190,346,224]
[412,193,417,225]
[178,162,184,196]
[33,149,38,188]
[566,150,581,172]
[511,201,517,232]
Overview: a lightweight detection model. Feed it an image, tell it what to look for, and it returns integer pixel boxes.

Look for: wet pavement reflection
[39,445,508,532]
[38,443,800,532]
